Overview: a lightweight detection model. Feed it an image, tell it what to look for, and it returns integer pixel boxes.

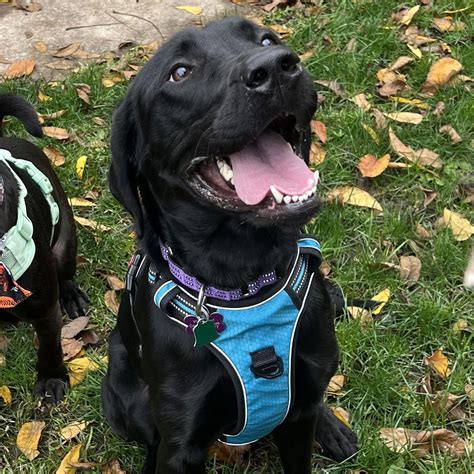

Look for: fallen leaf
[399,256,421,282]
[310,142,326,166]
[314,79,345,97]
[345,38,357,53]
[352,93,371,111]
[298,51,313,62]
[428,391,466,421]
[465,384,474,401]
[371,288,390,315]
[439,125,461,144]
[384,112,423,124]
[262,0,289,12]
[43,126,70,140]
[425,348,451,379]
[452,319,471,336]
[311,120,327,143]
[101,74,123,88]
[62,316,90,339]
[327,374,346,395]
[0,353,6,367]
[45,60,76,71]
[32,41,48,53]
[387,162,410,169]
[399,5,420,26]
[39,110,66,121]
[76,155,87,179]
[106,275,125,291]
[390,56,415,72]
[60,422,88,441]
[74,216,111,232]
[332,407,351,427]
[378,79,407,97]
[80,330,100,346]
[319,260,331,277]
[5,59,36,79]
[104,290,120,315]
[68,357,102,386]
[443,209,473,241]
[208,442,250,464]
[75,84,91,105]
[361,124,380,144]
[380,428,466,458]
[16,421,45,460]
[357,154,390,178]
[17,0,42,11]
[101,459,126,473]
[57,443,81,473]
[421,58,463,94]
[389,96,429,110]
[0,385,12,405]
[406,43,422,58]
[68,198,96,208]
[71,49,101,60]
[415,223,431,239]
[433,17,465,33]
[268,24,292,37]
[53,43,81,58]
[43,147,65,167]
[175,5,202,14]
[327,186,383,212]
[61,338,84,362]
[372,109,387,129]
[37,91,51,103]
[347,306,372,325]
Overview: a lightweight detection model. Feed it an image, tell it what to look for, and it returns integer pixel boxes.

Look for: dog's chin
[184,114,320,224]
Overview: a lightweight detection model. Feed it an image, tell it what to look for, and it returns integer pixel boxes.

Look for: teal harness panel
[149,237,321,446]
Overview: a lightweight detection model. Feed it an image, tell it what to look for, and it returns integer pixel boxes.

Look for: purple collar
[159,241,278,301]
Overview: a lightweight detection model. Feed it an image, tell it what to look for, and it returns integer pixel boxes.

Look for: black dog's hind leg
[32,301,67,404]
[273,415,317,474]
[314,403,358,462]
[59,280,90,319]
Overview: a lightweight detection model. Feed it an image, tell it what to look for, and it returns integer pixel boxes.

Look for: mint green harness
[0,149,59,281]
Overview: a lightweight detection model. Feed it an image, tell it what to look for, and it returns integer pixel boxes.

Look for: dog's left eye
[169,65,192,83]
[261,36,276,47]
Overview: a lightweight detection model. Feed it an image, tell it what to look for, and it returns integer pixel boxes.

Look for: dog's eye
[261,36,276,47]
[169,66,192,83]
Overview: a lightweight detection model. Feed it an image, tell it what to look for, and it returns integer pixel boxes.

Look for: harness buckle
[250,346,283,380]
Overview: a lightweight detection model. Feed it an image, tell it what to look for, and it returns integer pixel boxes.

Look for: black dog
[102,18,357,473]
[0,93,89,404]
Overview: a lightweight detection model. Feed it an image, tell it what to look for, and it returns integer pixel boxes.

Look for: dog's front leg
[32,301,67,404]
[273,415,317,474]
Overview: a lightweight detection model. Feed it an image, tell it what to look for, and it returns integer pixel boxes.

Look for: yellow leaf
[56,444,81,474]
[68,357,102,386]
[60,422,88,441]
[16,421,45,460]
[68,197,96,207]
[327,375,346,395]
[452,319,470,336]
[425,348,451,379]
[0,385,12,405]
[421,58,463,94]
[433,17,465,32]
[406,44,422,58]
[332,407,351,427]
[106,275,125,291]
[309,142,326,166]
[371,288,390,315]
[384,112,423,124]
[38,91,52,102]
[399,5,420,26]
[358,154,390,178]
[75,156,87,179]
[268,24,293,36]
[73,216,111,232]
[43,147,65,167]
[443,209,473,241]
[361,123,380,144]
[327,186,383,212]
[5,59,36,79]
[42,126,70,140]
[175,5,202,15]
[389,96,429,110]
[347,306,372,325]
[352,93,371,111]
[101,73,123,88]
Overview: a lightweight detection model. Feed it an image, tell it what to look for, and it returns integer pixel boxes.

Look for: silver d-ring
[195,285,207,317]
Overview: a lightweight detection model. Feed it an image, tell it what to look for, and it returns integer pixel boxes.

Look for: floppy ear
[109,99,144,237]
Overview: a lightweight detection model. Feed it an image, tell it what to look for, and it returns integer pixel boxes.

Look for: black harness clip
[250,346,283,379]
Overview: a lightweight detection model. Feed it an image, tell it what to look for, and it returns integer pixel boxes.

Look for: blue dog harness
[127,236,322,446]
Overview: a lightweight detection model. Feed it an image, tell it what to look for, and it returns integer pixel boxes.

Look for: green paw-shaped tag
[193,319,219,347]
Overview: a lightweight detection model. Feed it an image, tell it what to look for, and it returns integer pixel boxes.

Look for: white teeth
[218,160,234,182]
[313,170,320,184]
[230,177,234,185]
[292,195,299,202]
[283,195,292,204]
[270,185,283,204]
[298,195,305,203]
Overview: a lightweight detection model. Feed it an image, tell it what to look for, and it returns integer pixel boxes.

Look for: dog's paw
[34,376,67,405]
[315,405,358,462]
[60,280,90,318]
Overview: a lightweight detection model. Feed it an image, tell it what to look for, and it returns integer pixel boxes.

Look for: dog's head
[110,17,319,237]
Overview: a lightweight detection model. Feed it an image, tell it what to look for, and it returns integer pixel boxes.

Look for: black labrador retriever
[102,18,357,473]
[0,93,89,403]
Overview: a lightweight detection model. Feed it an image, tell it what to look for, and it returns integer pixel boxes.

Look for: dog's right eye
[169,66,192,83]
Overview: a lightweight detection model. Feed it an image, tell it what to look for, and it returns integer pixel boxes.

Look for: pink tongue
[229,129,315,205]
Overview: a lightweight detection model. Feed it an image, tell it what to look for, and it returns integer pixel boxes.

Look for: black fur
[102,18,357,472]
[0,93,89,404]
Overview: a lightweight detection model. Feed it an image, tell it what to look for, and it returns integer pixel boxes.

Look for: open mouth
[186,115,319,216]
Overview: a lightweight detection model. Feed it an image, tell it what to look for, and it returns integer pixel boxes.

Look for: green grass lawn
[1,0,473,472]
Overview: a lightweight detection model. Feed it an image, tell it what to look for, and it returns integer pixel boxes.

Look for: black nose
[242,46,301,90]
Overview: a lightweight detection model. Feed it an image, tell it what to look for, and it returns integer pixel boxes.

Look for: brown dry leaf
[208,442,250,465]
[0,385,12,405]
[424,348,451,379]
[439,125,461,144]
[262,0,288,12]
[62,316,90,339]
[387,162,410,169]
[92,117,107,127]
[71,50,101,60]
[43,147,65,167]
[68,198,96,208]
[352,93,371,111]
[416,223,431,239]
[45,60,76,71]
[389,56,415,71]
[309,142,326,166]
[33,41,48,53]
[57,443,81,473]
[268,24,292,37]
[53,43,81,58]
[378,79,407,97]
[80,330,100,346]
[74,216,111,232]
[106,275,125,291]
[0,335,10,352]
[16,0,42,11]
[101,459,126,473]
[327,187,383,212]
[311,120,327,143]
[105,290,120,315]
[384,112,423,124]
[5,59,36,79]
[399,256,421,282]
[380,427,466,458]
[428,392,466,421]
[298,51,313,62]
[443,209,473,241]
[347,306,372,325]
[372,109,388,129]
[68,357,103,386]
[62,338,84,362]
[399,5,420,26]
[75,84,91,105]
[358,154,390,178]
[42,126,70,140]
[327,375,346,395]
[433,17,465,32]
[319,260,331,277]
[16,421,45,460]
[39,110,66,121]
[60,421,88,441]
[465,384,474,401]
[421,58,463,94]
[102,74,123,88]
[452,319,471,336]
[314,79,345,97]
[332,407,351,427]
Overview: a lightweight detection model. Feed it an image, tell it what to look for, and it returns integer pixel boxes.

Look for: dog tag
[193,319,219,347]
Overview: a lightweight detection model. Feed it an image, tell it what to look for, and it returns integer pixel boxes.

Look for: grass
[0,0,473,472]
